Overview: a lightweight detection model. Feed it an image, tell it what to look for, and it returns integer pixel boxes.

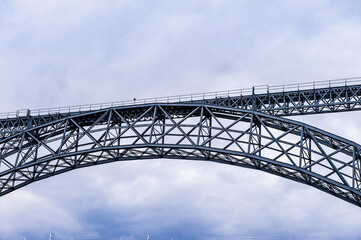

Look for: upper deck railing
[1,77,361,119]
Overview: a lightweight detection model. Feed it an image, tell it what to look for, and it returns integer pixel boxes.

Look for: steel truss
[0,103,361,206]
[196,84,361,115]
[2,83,361,136]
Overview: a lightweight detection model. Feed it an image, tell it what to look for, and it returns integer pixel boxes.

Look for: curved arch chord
[0,104,360,206]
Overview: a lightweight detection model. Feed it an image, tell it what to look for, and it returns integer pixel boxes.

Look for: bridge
[1,77,361,207]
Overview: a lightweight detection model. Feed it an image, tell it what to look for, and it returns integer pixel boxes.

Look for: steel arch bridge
[1,78,361,206]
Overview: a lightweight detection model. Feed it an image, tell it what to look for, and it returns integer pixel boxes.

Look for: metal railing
[1,77,361,119]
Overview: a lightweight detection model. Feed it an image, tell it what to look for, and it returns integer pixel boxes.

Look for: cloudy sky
[1,0,361,239]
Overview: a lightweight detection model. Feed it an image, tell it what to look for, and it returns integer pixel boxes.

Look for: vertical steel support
[160,116,165,157]
[252,87,256,111]
[346,86,351,110]
[197,107,204,146]
[257,121,261,157]
[300,127,312,182]
[208,115,212,159]
[247,113,262,168]
[247,113,254,154]
[255,119,261,168]
[353,146,361,189]
[117,121,121,157]
[149,106,158,143]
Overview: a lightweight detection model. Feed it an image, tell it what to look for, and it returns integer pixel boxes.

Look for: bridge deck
[1,78,361,132]
[198,83,361,115]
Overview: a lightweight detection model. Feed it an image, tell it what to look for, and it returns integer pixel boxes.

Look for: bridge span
[1,78,361,206]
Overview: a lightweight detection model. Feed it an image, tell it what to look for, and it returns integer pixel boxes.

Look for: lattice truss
[0,104,361,206]
[1,84,361,135]
[201,84,361,116]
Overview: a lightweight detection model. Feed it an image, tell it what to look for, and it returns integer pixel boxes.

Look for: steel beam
[0,103,361,206]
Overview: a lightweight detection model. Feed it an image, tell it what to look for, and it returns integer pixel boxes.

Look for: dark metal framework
[1,103,361,206]
[195,83,361,116]
[2,82,361,135]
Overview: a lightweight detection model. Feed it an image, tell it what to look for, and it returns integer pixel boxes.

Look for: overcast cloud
[1,0,361,239]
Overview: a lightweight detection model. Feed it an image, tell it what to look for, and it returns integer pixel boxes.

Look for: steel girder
[2,84,361,135]
[0,103,361,206]
[195,84,361,115]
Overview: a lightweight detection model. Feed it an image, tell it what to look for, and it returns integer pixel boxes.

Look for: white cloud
[1,0,361,238]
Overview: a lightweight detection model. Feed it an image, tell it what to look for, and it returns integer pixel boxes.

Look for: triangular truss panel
[1,92,361,207]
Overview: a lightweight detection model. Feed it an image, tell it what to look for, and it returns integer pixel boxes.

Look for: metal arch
[0,103,361,206]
